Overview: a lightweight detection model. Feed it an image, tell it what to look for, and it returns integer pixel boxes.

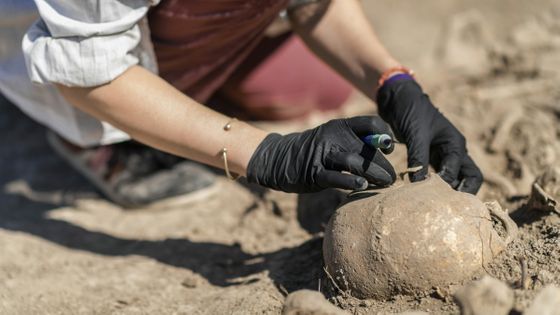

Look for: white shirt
[0,0,293,146]
[0,0,160,146]
[23,0,160,87]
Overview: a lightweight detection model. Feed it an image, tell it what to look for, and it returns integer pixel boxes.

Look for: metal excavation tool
[361,134,394,152]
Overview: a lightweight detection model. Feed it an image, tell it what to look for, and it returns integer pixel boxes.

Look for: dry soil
[1,1,560,314]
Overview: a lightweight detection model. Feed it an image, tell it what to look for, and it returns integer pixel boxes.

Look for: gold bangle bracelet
[220,148,239,180]
[223,117,237,131]
[221,118,239,181]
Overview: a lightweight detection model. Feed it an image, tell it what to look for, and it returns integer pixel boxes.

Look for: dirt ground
[1,1,560,314]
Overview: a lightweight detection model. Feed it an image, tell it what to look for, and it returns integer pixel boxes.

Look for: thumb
[316,170,368,191]
[345,116,393,138]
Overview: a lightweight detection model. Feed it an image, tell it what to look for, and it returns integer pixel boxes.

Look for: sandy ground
[1,1,560,314]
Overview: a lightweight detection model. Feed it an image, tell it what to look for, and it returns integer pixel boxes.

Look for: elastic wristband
[382,73,414,87]
[377,66,415,89]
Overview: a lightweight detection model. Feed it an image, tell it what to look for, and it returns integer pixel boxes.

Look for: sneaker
[46,131,218,208]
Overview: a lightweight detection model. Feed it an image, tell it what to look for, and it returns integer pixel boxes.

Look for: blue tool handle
[361,134,393,150]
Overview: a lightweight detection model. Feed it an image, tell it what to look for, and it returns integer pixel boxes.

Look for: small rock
[181,276,199,288]
[453,276,513,315]
[432,286,451,302]
[525,285,560,315]
[379,312,429,315]
[282,290,349,315]
[528,166,560,214]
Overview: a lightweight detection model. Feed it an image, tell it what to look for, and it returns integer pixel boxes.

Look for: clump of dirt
[282,290,349,315]
[501,108,560,186]
[524,285,560,315]
[528,166,560,214]
[453,276,514,315]
[450,276,560,315]
[323,176,517,300]
[485,208,560,312]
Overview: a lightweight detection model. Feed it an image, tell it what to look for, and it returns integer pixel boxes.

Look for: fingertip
[388,164,397,183]
[457,177,482,194]
[438,169,456,185]
[355,177,368,191]
[346,116,393,137]
[457,155,483,194]
[317,170,370,191]
[457,172,483,195]
[438,154,462,185]
[409,167,428,182]
[367,168,394,187]
[369,150,397,183]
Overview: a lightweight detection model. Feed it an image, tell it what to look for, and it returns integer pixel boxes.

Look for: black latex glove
[247,116,396,193]
[377,78,483,194]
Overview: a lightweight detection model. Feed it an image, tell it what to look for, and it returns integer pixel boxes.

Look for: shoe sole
[46,132,221,209]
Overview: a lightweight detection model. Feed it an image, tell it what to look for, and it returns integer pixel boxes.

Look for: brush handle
[361,134,393,150]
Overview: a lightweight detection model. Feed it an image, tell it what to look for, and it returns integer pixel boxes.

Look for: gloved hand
[247,116,396,193]
[377,76,483,194]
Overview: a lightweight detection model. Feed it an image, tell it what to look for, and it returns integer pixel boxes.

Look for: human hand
[377,77,483,194]
[246,116,396,193]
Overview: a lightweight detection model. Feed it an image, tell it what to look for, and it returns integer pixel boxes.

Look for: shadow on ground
[0,94,324,293]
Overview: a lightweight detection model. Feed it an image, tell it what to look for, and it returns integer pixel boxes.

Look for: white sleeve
[22,0,157,87]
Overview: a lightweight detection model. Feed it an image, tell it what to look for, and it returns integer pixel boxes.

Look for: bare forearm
[289,0,400,100]
[56,66,268,176]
